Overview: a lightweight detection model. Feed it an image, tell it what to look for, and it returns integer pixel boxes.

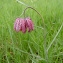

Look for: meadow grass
[0,0,63,63]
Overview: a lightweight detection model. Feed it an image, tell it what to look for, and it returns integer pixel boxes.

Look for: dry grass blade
[16,0,29,7]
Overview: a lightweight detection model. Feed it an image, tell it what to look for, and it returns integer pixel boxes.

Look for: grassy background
[0,0,63,63]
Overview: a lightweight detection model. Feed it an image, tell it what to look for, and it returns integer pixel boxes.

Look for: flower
[14,18,26,33]
[14,17,34,33]
[25,17,34,32]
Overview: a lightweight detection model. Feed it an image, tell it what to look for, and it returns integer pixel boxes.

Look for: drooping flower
[14,17,34,33]
[25,17,34,32]
[14,18,26,33]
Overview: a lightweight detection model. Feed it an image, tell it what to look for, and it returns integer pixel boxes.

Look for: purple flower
[14,18,26,33]
[14,17,34,33]
[25,17,34,32]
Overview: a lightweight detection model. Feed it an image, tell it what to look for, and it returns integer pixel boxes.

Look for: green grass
[0,0,63,63]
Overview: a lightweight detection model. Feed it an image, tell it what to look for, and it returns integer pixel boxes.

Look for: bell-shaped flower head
[25,17,34,32]
[14,18,26,33]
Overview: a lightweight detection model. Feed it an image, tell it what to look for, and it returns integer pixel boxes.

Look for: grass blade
[47,22,63,52]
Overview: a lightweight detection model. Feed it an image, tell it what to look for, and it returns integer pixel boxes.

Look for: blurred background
[0,0,63,63]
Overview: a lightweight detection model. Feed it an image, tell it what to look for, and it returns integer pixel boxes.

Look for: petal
[20,19,26,33]
[14,18,20,32]
[26,17,34,32]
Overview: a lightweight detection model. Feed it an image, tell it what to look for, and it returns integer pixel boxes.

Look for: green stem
[23,7,45,27]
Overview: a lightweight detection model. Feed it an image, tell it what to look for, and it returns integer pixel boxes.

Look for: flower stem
[23,7,45,27]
